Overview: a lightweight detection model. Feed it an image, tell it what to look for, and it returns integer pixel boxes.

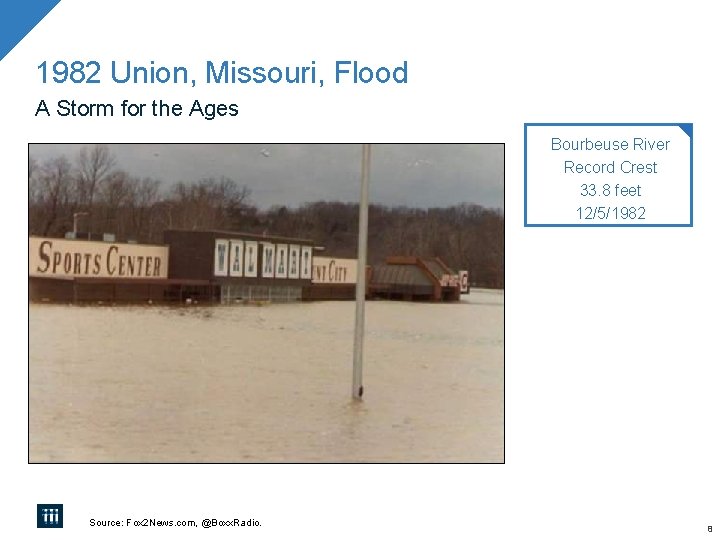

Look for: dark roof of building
[372,264,433,287]
[422,259,446,280]
[164,229,315,245]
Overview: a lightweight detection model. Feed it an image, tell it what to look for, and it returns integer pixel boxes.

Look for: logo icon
[37,504,63,528]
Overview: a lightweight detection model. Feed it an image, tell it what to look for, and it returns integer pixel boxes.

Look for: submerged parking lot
[29,290,503,463]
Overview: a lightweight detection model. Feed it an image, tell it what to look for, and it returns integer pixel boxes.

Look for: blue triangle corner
[0,1,63,63]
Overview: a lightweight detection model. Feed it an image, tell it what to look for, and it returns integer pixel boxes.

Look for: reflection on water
[29,291,504,462]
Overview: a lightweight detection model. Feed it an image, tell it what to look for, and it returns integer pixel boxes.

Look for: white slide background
[2,1,718,538]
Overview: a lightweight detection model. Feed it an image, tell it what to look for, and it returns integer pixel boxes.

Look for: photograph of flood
[29,143,504,463]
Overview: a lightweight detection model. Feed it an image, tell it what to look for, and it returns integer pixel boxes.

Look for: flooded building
[164,229,315,303]
[27,236,200,303]
[369,256,462,302]
[305,256,357,300]
[29,232,465,304]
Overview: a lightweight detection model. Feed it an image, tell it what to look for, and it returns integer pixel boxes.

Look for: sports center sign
[29,237,169,279]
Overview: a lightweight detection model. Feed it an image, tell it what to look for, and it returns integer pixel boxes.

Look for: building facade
[29,232,466,304]
[164,229,315,303]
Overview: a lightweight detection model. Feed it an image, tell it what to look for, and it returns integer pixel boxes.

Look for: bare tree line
[261,202,504,288]
[29,145,504,288]
[29,145,253,241]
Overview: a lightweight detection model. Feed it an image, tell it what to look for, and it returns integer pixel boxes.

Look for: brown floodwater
[29,290,503,463]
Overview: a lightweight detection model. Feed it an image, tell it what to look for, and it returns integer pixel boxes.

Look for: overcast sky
[29,143,504,210]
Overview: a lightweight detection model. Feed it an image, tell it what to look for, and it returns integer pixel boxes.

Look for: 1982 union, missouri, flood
[29,290,503,463]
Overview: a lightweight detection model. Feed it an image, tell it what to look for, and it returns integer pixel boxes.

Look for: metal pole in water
[352,143,371,400]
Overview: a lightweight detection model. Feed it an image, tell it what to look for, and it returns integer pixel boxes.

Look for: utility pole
[352,143,371,400]
[73,212,88,238]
